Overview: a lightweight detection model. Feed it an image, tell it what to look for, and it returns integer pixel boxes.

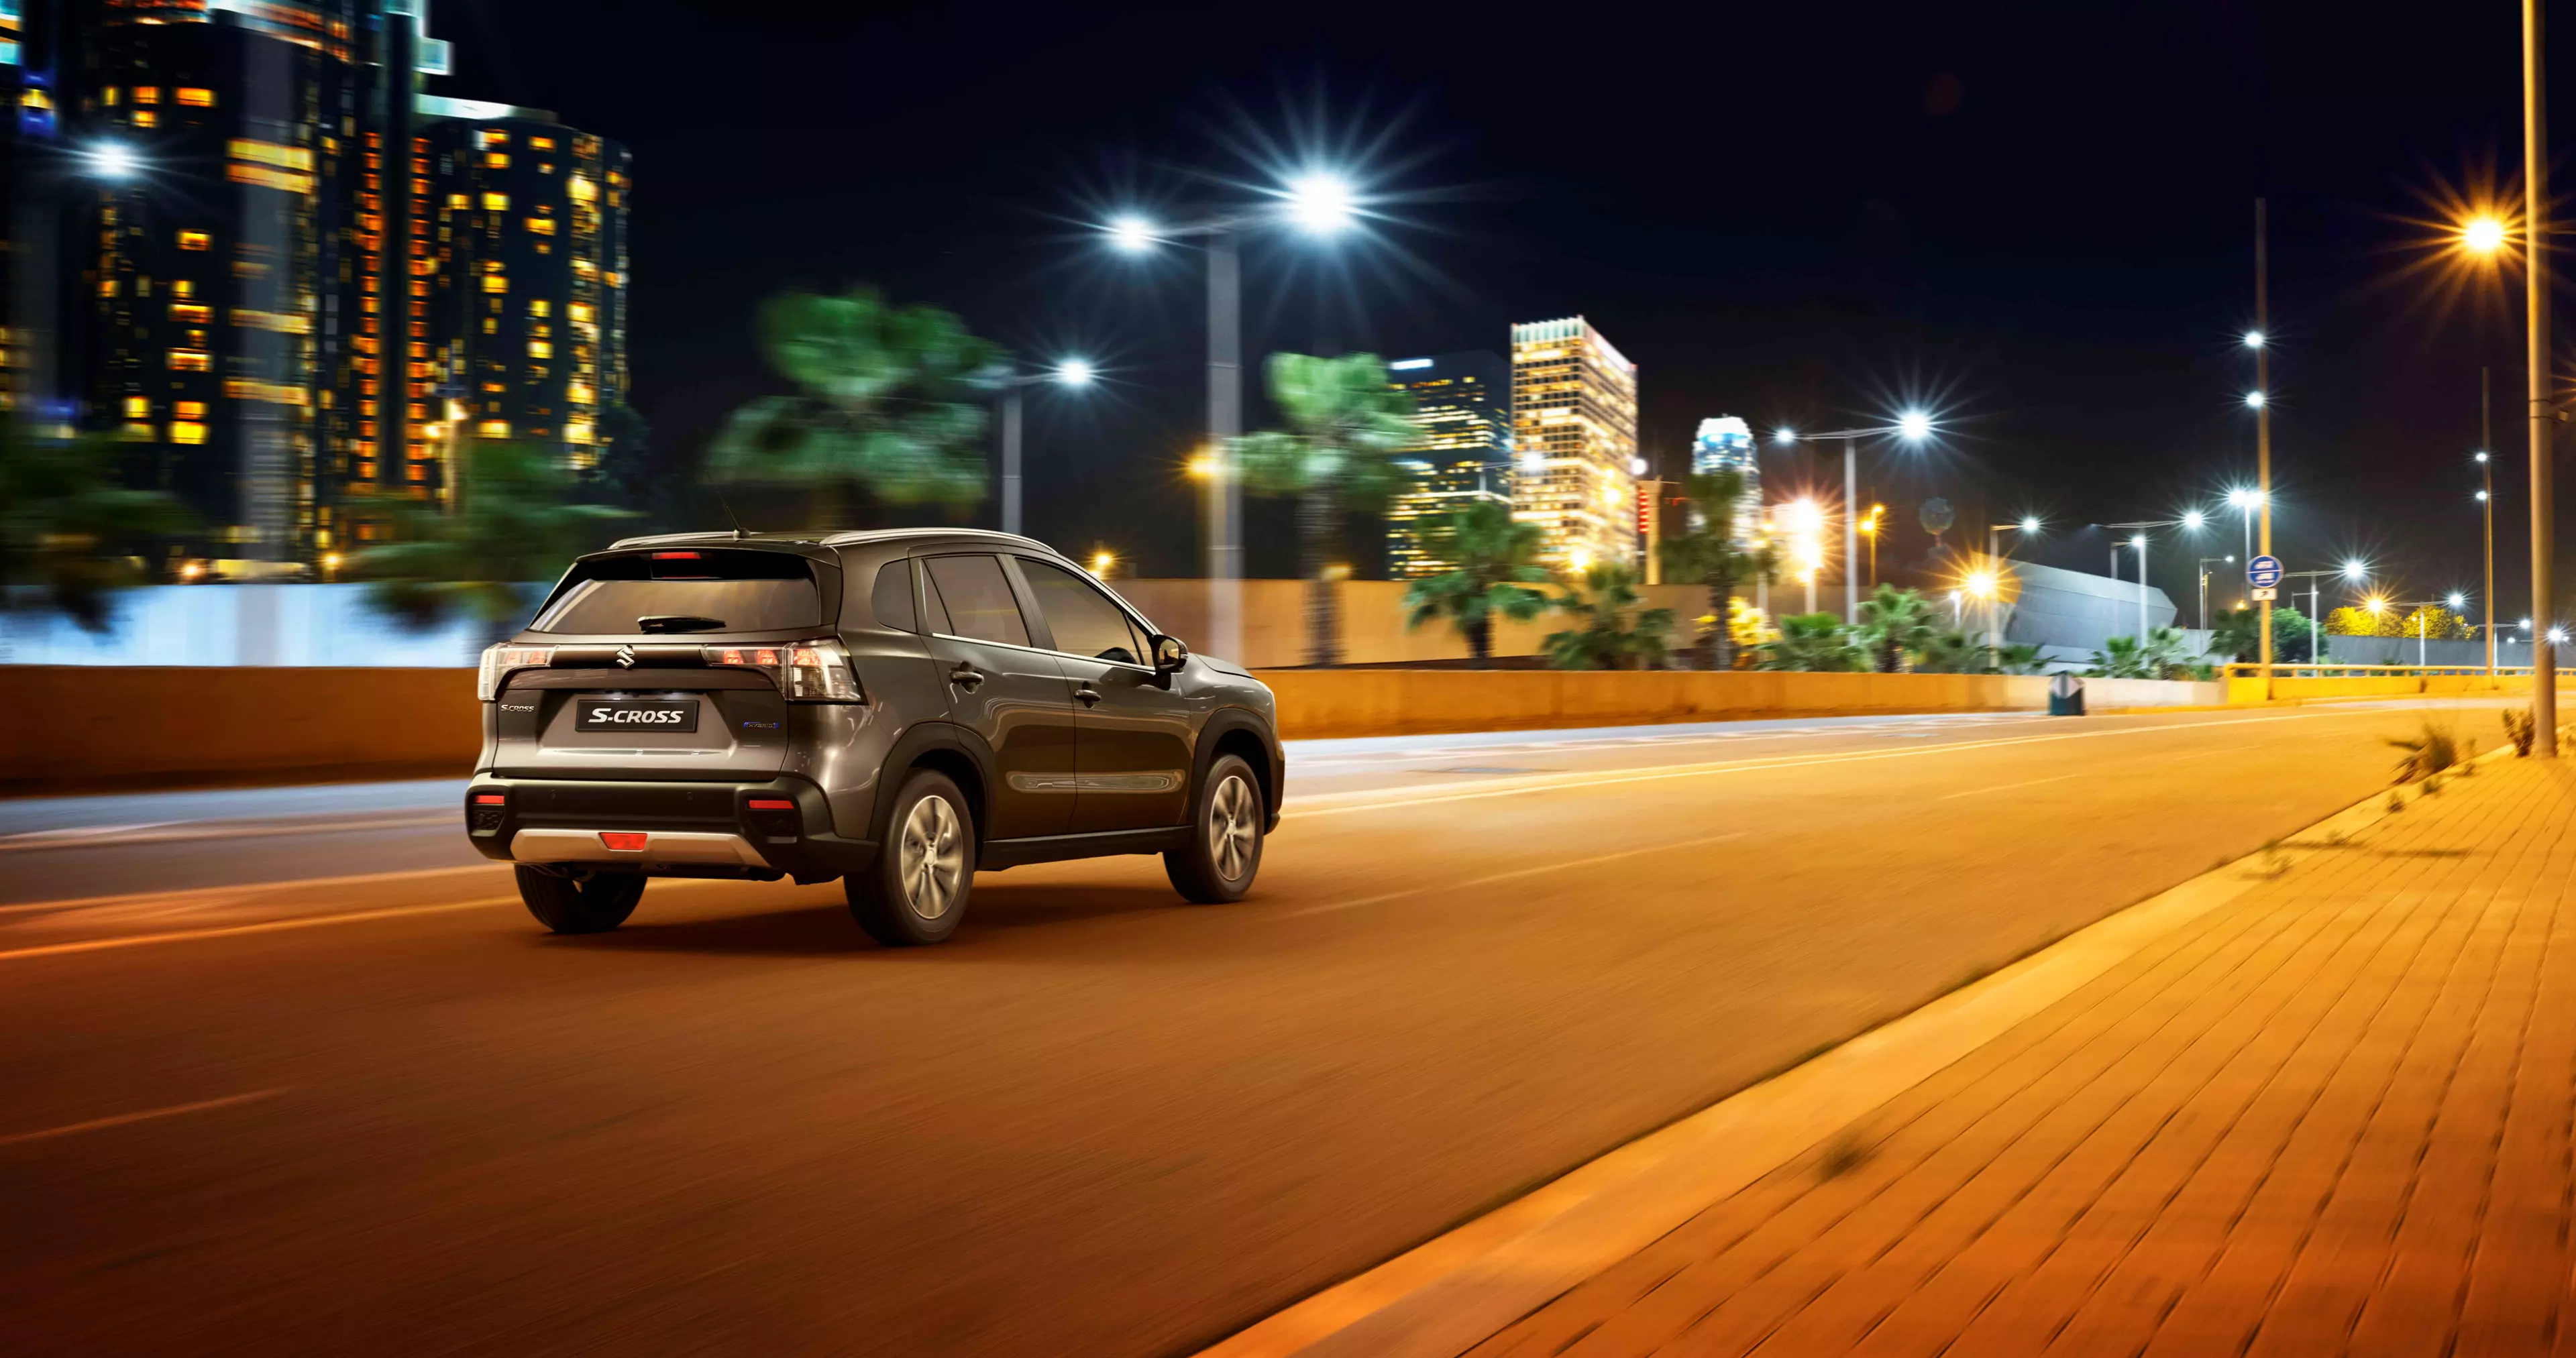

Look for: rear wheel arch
[871,722,994,851]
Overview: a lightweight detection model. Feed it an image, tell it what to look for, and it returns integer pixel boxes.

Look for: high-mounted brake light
[650,551,702,560]
[476,643,555,701]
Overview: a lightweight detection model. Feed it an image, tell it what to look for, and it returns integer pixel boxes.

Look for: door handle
[948,664,985,691]
[1073,687,1102,707]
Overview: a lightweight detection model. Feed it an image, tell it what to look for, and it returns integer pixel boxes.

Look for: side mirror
[1152,634,1190,674]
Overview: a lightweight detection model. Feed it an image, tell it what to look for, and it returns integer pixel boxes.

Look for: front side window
[1018,559,1144,665]
[922,555,1030,647]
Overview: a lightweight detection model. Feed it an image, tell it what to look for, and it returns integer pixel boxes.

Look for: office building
[1688,414,1762,545]
[1509,316,1638,571]
[32,0,627,574]
[1383,349,1509,579]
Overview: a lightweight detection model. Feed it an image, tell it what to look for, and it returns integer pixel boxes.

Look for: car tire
[848,769,975,946]
[516,866,645,934]
[1165,752,1265,904]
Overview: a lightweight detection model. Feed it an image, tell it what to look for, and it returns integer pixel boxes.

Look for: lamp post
[1101,174,1356,663]
[985,359,1093,537]
[1985,516,2039,650]
[1772,412,1935,625]
[2479,369,2498,677]
[2100,521,2158,643]
[2276,561,2367,663]
[2197,555,2235,630]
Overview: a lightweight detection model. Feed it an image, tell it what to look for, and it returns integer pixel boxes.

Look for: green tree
[0,423,191,632]
[1655,467,1776,671]
[703,286,1000,528]
[587,402,656,510]
[1235,352,1419,667]
[2323,604,2391,638]
[1994,641,2048,675]
[1856,583,1939,672]
[1753,612,1868,671]
[2218,604,2319,662]
[1400,500,1552,666]
[2210,606,2263,662]
[2141,624,2193,677]
[2087,635,2153,678]
[1543,562,1674,670]
[1913,628,1996,674]
[354,439,634,639]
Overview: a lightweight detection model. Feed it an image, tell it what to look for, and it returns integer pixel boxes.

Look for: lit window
[481,192,507,211]
[170,421,207,444]
[177,87,215,107]
[529,299,551,318]
[131,109,156,127]
[567,382,594,406]
[445,193,467,209]
[101,87,117,107]
[568,302,593,324]
[168,303,211,323]
[528,341,553,358]
[133,87,159,105]
[480,129,508,148]
[172,280,194,298]
[482,317,496,334]
[481,275,506,294]
[168,350,210,372]
[530,136,556,150]
[525,217,555,235]
[478,420,510,438]
[177,230,210,251]
[567,176,595,203]
[23,88,51,111]
[123,396,149,419]
[486,151,509,168]
[176,401,206,418]
[566,420,594,445]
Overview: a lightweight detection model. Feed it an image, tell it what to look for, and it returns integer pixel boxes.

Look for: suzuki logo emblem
[614,644,636,669]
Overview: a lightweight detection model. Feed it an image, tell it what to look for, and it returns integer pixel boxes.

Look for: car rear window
[530,549,823,634]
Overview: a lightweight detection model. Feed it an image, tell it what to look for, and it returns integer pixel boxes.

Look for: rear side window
[530,550,822,634]
[870,561,918,632]
[922,555,1030,647]
[1018,558,1146,665]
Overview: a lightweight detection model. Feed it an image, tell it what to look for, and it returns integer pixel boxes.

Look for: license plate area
[574,695,700,733]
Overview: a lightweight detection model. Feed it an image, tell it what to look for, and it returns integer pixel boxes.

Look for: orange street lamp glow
[2463,213,2509,256]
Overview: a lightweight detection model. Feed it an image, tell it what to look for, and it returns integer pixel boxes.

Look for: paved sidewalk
[1468,753,2576,1358]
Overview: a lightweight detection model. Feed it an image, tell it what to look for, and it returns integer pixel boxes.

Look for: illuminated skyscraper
[1383,350,1509,579]
[51,0,627,573]
[1509,316,1637,571]
[1689,415,1762,544]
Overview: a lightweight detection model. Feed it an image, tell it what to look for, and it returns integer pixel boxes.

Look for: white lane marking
[1939,773,2083,800]
[0,862,508,916]
[1282,710,2348,820]
[0,897,519,964]
[0,812,453,854]
[0,1088,288,1147]
[1276,832,1746,919]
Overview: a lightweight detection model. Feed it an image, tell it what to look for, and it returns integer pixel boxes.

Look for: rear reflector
[472,793,506,805]
[746,799,795,811]
[598,832,650,852]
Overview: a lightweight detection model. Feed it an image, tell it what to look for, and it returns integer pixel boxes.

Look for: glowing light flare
[1090,551,1115,577]
[2343,559,2367,579]
[2182,510,2205,530]
[1896,410,1933,441]
[2228,487,2264,509]
[2366,595,2389,615]
[1281,172,1357,235]
[2447,592,2467,608]
[1184,452,1222,481]
[2243,330,2265,349]
[1772,428,1799,446]
[1963,569,1998,600]
[85,143,138,178]
[2462,213,2510,256]
[2245,390,2267,409]
[1053,359,1095,386]
[1105,214,1159,252]
[2020,516,2041,534]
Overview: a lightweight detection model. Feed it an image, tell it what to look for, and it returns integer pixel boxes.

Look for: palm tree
[1234,353,1419,667]
[1655,467,1777,671]
[703,286,1000,528]
[355,439,635,641]
[1912,628,1996,674]
[1753,612,1867,671]
[1994,641,2047,675]
[2086,635,2153,678]
[1400,500,1551,666]
[1856,583,1938,672]
[0,422,191,632]
[1543,562,1676,670]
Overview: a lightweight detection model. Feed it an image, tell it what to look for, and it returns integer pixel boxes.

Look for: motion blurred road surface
[0,699,2512,1355]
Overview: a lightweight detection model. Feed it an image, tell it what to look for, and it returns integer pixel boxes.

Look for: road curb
[1193,738,2514,1358]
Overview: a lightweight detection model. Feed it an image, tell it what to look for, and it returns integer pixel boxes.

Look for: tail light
[477,644,555,701]
[700,638,862,702]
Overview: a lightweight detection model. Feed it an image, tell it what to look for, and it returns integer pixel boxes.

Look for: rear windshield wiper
[637,615,729,634]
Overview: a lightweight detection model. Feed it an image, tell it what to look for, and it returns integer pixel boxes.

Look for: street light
[1772,414,1937,624]
[2197,555,2236,630]
[2227,486,2263,563]
[2182,509,2205,530]
[1099,174,1361,661]
[2102,522,2158,643]
[2245,390,2267,408]
[2243,330,2265,349]
[985,358,1096,536]
[2463,213,2510,256]
[83,142,137,179]
[1984,517,2040,651]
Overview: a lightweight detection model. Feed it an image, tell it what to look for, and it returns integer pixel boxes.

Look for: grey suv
[464,529,1281,945]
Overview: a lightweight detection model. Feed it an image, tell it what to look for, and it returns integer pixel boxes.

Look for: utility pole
[2256,198,2275,693]
[2484,366,2497,677]
[2529,0,2557,751]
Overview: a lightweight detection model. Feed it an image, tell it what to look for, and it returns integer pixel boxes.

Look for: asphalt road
[0,699,2518,1355]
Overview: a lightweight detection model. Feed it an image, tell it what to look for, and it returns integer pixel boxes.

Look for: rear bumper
[464,774,877,883]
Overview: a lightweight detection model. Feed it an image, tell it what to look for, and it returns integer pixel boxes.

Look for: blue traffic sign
[2247,555,2284,589]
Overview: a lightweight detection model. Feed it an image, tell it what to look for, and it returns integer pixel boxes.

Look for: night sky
[444,1,2551,622]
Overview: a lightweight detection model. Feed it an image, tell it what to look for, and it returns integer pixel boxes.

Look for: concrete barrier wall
[1,666,2241,789]
[1,666,482,789]
[2224,674,2540,704]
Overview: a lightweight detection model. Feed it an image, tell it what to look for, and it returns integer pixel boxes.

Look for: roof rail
[818,527,1053,551]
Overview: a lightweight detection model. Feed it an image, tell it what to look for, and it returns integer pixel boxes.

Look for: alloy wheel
[1209,775,1256,882]
[898,793,965,920]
